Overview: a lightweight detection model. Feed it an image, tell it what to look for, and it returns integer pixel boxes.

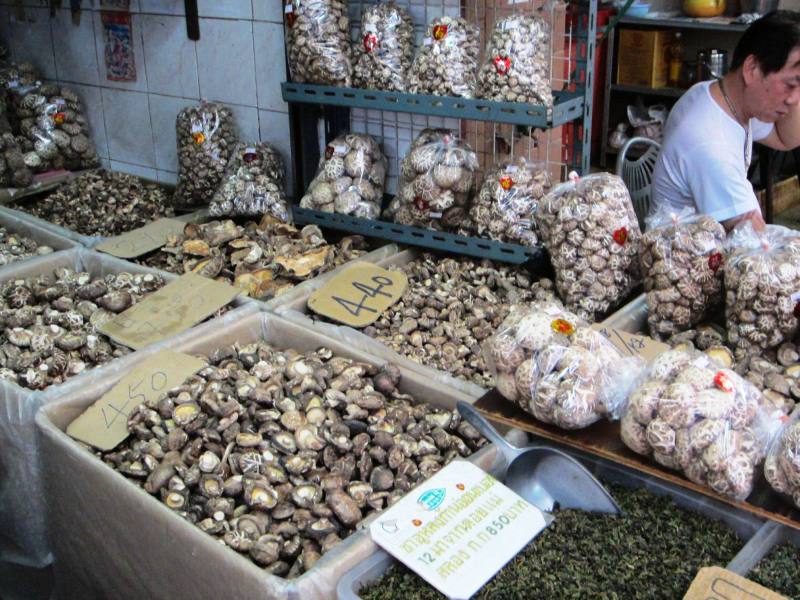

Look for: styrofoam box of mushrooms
[277,248,558,400]
[0,248,255,568]
[133,216,399,313]
[0,208,79,270]
[35,311,516,599]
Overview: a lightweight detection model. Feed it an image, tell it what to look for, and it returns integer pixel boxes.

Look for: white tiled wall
[0,0,293,191]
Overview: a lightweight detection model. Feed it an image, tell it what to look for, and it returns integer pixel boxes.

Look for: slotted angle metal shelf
[281,83,585,128]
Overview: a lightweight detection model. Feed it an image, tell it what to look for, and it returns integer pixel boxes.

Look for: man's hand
[722,209,766,232]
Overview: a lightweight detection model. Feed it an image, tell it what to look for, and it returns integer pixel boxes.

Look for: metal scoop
[458,401,620,514]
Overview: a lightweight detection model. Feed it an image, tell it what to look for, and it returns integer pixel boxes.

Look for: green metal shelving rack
[282,0,598,265]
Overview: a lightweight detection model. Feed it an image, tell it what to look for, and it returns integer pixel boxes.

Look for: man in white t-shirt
[651,11,800,230]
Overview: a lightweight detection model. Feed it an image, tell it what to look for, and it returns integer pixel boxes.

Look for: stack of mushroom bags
[485,299,646,430]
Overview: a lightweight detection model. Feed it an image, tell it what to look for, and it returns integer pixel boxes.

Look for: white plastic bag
[641,207,726,340]
[477,14,552,107]
[724,223,800,357]
[387,128,478,231]
[536,172,642,322]
[621,347,779,500]
[299,133,386,219]
[286,0,353,87]
[408,16,480,98]
[209,142,289,220]
[353,2,414,92]
[469,157,550,246]
[485,300,646,429]
[764,408,800,509]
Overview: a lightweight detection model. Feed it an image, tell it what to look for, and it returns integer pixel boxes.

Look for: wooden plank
[758,175,800,217]
[475,388,800,530]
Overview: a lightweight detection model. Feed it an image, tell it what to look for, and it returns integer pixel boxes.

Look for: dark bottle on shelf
[668,32,684,88]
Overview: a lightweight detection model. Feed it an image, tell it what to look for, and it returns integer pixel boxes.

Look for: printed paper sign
[307,262,407,328]
[370,461,548,600]
[67,351,205,451]
[95,218,186,259]
[99,273,239,349]
[683,566,788,600]
[591,324,669,363]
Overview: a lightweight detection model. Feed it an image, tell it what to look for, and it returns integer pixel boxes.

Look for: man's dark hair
[731,10,800,74]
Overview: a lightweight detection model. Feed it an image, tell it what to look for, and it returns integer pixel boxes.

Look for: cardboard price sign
[99,273,239,349]
[591,324,669,363]
[95,218,186,259]
[307,262,408,328]
[683,567,788,600]
[66,351,205,451]
[370,461,548,600]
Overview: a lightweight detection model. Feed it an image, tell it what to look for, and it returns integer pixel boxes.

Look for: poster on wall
[101,10,137,82]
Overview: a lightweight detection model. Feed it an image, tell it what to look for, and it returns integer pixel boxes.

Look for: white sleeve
[682,145,760,222]
[752,118,774,141]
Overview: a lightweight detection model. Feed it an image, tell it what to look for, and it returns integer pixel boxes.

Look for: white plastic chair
[615,136,661,229]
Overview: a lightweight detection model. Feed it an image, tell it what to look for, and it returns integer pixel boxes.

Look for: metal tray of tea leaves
[336,443,765,600]
[727,520,800,575]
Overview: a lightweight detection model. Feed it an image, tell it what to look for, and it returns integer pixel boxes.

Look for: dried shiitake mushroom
[286,0,353,87]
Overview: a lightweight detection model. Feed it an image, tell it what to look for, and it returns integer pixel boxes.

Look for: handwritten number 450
[333,276,393,317]
[101,370,168,429]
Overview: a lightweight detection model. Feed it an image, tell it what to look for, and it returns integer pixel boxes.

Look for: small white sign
[363,22,378,33]
[284,3,293,13]
[370,461,547,600]
[791,291,800,303]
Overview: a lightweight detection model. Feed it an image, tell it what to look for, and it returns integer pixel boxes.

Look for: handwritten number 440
[101,370,169,429]
[332,275,393,317]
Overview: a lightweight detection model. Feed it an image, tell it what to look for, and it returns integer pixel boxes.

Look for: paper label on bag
[371,461,547,600]
[95,218,186,259]
[591,324,669,363]
[363,22,377,33]
[791,291,800,302]
[307,262,407,328]
[284,3,293,12]
[99,273,239,349]
[683,566,788,600]
[66,351,205,451]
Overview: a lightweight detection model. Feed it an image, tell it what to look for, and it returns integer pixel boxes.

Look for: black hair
[731,10,800,74]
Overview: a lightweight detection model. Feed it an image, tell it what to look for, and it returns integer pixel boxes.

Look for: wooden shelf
[610,83,685,98]
[617,15,748,32]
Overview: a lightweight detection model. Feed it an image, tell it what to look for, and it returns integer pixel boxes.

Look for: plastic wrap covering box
[336,442,765,600]
[0,248,253,568]
[35,311,513,600]
[277,248,489,399]
[0,208,79,273]
[0,205,207,249]
[600,293,647,334]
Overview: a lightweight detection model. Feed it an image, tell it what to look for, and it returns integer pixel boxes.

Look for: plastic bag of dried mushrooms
[0,93,32,188]
[620,347,783,500]
[299,133,386,219]
[485,299,646,430]
[477,14,553,108]
[536,172,642,322]
[174,101,238,208]
[764,408,800,509]
[286,0,353,87]
[14,83,99,172]
[469,157,550,246]
[386,128,478,231]
[724,223,800,359]
[353,2,414,92]
[408,16,480,98]
[208,142,289,220]
[641,207,726,340]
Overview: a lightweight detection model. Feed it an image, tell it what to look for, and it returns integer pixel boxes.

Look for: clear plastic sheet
[299,133,386,219]
[476,14,553,108]
[620,347,783,501]
[536,172,642,322]
[286,0,353,87]
[765,408,800,510]
[352,2,414,92]
[35,311,508,599]
[724,222,800,357]
[386,128,477,231]
[174,101,238,208]
[208,142,289,220]
[469,156,550,246]
[485,299,646,429]
[408,16,480,98]
[641,206,726,340]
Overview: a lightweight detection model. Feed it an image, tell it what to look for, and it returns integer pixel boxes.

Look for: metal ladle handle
[457,400,521,459]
